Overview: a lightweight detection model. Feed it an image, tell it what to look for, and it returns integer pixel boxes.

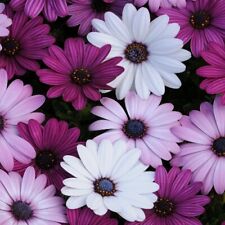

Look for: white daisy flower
[87,3,191,100]
[61,139,159,222]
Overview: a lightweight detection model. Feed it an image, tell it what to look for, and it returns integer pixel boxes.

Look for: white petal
[66,196,86,209]
[86,192,104,210]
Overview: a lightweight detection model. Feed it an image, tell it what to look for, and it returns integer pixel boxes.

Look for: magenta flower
[37,38,124,110]
[10,0,68,21]
[0,69,45,171]
[14,118,80,190]
[89,91,182,168]
[67,0,131,36]
[158,0,225,57]
[0,166,67,224]
[0,8,55,79]
[196,42,225,103]
[67,208,118,225]
[172,96,225,194]
[126,166,210,225]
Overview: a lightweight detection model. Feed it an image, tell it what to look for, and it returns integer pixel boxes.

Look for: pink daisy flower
[37,38,124,110]
[172,96,225,194]
[89,91,182,168]
[0,8,55,79]
[0,69,45,171]
[196,42,225,104]
[67,208,118,225]
[126,166,210,225]
[158,0,225,57]
[10,0,68,22]
[14,118,80,190]
[0,166,67,224]
[67,0,131,36]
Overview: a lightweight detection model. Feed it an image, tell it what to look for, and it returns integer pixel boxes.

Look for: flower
[196,42,225,103]
[37,38,124,110]
[0,8,55,79]
[0,166,67,224]
[0,3,12,51]
[158,0,225,57]
[0,69,45,171]
[10,0,68,21]
[61,139,159,222]
[172,96,225,194]
[67,208,118,225]
[87,3,191,100]
[126,166,210,225]
[67,0,131,36]
[89,92,182,168]
[14,118,80,190]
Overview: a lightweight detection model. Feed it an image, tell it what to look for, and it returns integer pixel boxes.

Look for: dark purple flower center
[0,116,4,131]
[123,119,147,139]
[190,11,211,29]
[2,37,20,56]
[71,68,91,85]
[125,42,149,64]
[35,150,58,170]
[11,201,33,221]
[154,198,175,217]
[212,137,225,156]
[94,178,116,196]
[91,0,111,13]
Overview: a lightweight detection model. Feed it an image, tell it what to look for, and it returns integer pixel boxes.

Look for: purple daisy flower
[89,91,182,168]
[158,0,225,57]
[10,0,68,22]
[67,208,118,225]
[37,38,124,110]
[67,0,131,36]
[126,166,210,225]
[196,42,225,104]
[172,96,225,194]
[0,8,55,79]
[14,118,80,190]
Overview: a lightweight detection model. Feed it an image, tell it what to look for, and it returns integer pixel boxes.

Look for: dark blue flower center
[11,201,33,221]
[190,11,211,29]
[125,42,148,64]
[71,68,91,85]
[35,150,58,170]
[0,116,4,131]
[2,37,20,56]
[94,178,116,196]
[212,137,225,156]
[154,198,175,217]
[91,0,111,13]
[123,119,146,139]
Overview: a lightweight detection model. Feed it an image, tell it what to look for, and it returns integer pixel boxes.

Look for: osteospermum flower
[89,92,182,168]
[172,96,225,194]
[14,118,80,190]
[0,3,12,51]
[67,208,118,225]
[87,3,191,100]
[158,0,225,57]
[196,43,225,103]
[67,0,131,36]
[126,166,210,225]
[10,0,68,22]
[0,69,45,171]
[0,166,67,224]
[37,38,124,110]
[61,139,159,222]
[0,8,55,79]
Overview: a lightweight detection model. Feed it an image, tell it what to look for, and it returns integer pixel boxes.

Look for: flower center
[2,37,20,56]
[125,42,148,64]
[212,137,225,156]
[94,178,116,196]
[154,198,175,217]
[71,68,91,85]
[35,150,58,170]
[11,201,33,221]
[91,0,111,12]
[123,119,147,139]
[190,11,211,29]
[0,116,4,131]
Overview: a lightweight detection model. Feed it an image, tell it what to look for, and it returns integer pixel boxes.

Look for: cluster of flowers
[0,0,224,224]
